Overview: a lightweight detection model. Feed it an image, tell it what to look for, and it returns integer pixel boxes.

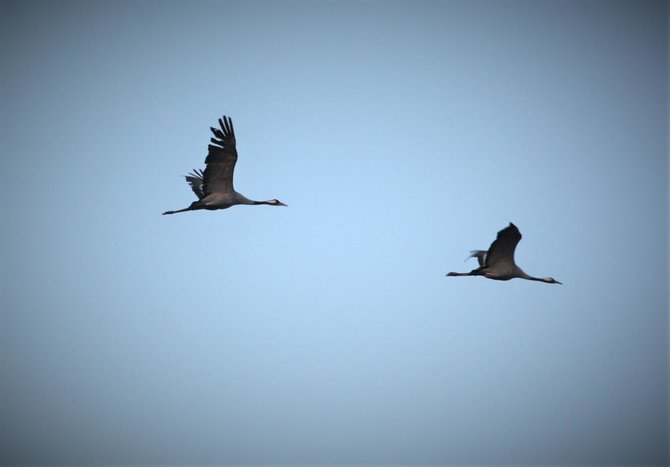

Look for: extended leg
[163,201,202,215]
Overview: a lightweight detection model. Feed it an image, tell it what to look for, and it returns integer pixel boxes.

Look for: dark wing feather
[202,116,238,196]
[468,250,488,267]
[185,169,205,199]
[484,223,522,269]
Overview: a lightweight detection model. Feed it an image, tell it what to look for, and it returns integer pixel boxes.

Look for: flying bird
[446,223,561,284]
[163,115,287,215]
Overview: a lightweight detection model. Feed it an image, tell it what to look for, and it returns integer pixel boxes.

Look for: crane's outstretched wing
[484,223,522,268]
[202,116,238,196]
[185,169,205,199]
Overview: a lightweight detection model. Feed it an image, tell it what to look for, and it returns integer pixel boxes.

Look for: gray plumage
[163,116,287,215]
[447,223,561,284]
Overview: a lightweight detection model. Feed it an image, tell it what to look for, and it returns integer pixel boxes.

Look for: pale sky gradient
[1,0,668,465]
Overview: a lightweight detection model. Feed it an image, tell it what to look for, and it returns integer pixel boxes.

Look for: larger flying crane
[163,115,287,215]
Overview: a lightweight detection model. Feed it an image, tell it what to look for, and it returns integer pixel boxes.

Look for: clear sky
[1,0,668,465]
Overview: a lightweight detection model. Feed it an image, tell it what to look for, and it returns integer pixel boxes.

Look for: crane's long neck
[520,271,554,283]
[233,193,272,206]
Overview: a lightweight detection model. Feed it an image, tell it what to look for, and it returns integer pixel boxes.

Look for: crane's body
[163,116,286,215]
[447,223,561,284]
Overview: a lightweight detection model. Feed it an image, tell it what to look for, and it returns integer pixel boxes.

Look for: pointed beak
[278,201,288,207]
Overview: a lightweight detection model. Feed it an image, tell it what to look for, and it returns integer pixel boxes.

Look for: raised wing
[185,169,205,199]
[484,223,522,269]
[202,116,238,196]
[468,250,488,267]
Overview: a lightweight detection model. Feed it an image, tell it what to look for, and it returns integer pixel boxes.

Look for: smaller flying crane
[447,223,561,284]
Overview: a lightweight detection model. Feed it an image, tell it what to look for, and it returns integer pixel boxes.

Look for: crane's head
[543,277,562,285]
[268,199,288,207]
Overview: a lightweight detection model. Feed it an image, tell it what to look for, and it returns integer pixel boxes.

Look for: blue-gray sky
[1,0,668,465]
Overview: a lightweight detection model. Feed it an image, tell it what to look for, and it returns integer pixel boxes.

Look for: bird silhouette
[446,223,561,284]
[163,116,287,215]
